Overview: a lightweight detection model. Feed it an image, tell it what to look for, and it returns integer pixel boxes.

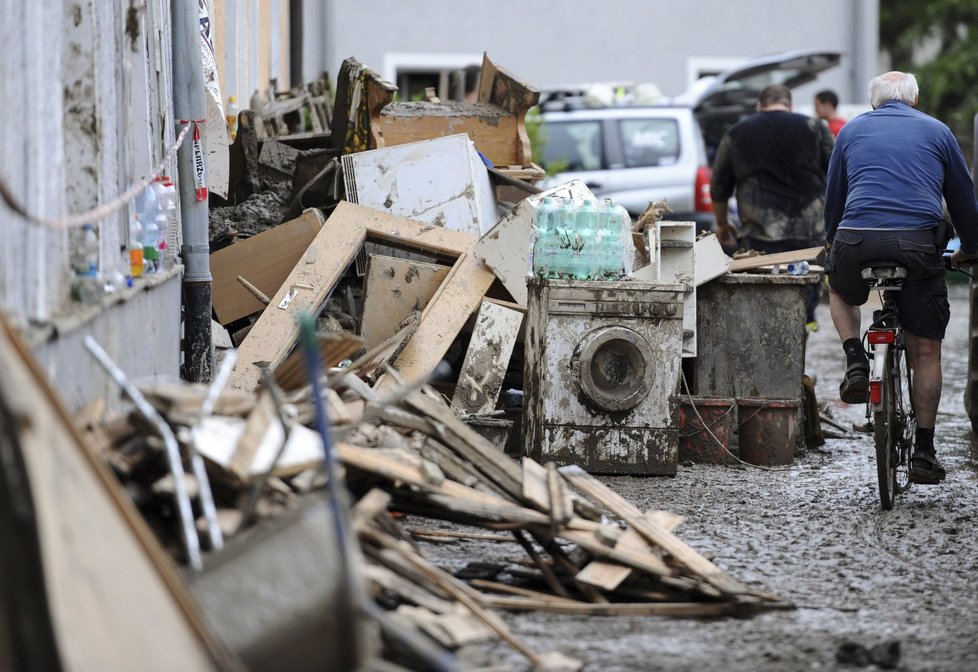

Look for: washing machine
[523,278,686,475]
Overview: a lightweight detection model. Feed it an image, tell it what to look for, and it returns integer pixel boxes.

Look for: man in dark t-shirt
[710,84,835,324]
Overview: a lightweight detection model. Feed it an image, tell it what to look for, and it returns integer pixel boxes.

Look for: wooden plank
[483,597,759,618]
[210,208,325,325]
[337,442,546,525]
[521,457,550,511]
[576,511,682,591]
[546,462,573,529]
[404,389,525,501]
[374,253,496,395]
[559,465,751,596]
[0,316,235,670]
[375,112,523,168]
[450,300,523,416]
[728,246,825,272]
[359,255,450,350]
[227,211,367,391]
[469,579,581,605]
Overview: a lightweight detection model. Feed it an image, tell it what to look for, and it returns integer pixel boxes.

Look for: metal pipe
[172,0,212,383]
[289,0,303,88]
[84,336,202,570]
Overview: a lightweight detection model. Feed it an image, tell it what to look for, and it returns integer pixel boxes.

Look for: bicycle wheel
[873,347,898,509]
[893,345,915,495]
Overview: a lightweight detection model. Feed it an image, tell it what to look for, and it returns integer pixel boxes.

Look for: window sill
[24,264,184,348]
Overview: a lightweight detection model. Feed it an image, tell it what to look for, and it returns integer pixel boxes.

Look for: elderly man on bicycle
[824,71,978,485]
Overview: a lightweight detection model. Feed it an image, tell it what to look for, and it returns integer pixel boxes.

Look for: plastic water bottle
[597,199,621,279]
[74,224,99,278]
[226,95,239,141]
[787,261,810,275]
[135,185,161,274]
[551,198,575,278]
[531,196,559,278]
[71,223,101,303]
[142,213,163,274]
[129,218,144,279]
[154,176,177,262]
[615,201,634,277]
[570,199,596,280]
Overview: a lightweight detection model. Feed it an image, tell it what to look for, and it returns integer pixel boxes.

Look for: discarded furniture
[333,54,544,183]
[524,279,686,475]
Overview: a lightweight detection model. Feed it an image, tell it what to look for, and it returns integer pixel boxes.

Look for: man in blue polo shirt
[824,71,978,485]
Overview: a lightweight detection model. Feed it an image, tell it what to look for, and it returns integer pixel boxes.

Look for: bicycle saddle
[860,260,908,284]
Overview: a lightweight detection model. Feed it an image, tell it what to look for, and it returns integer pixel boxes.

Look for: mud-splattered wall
[1,0,182,411]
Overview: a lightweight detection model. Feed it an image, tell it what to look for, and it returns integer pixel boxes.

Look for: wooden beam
[0,315,237,670]
[728,246,825,272]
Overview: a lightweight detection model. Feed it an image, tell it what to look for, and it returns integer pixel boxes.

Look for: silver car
[538,49,843,233]
[539,105,714,230]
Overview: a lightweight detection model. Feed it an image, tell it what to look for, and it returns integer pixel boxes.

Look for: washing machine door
[574,326,655,412]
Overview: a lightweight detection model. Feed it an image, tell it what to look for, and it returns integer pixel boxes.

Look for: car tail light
[869,379,882,405]
[695,166,713,213]
[867,330,895,345]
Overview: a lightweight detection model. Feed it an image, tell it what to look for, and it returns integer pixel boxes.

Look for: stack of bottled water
[530,196,633,281]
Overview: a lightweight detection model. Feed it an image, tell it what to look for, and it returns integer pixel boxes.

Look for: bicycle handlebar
[943,250,978,279]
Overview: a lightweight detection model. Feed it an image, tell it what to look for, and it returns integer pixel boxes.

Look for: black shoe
[839,361,869,404]
[909,449,946,485]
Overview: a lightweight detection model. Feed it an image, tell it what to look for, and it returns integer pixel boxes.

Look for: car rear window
[618,118,680,168]
[540,121,603,171]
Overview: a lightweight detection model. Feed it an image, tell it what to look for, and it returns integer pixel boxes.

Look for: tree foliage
[881,0,978,154]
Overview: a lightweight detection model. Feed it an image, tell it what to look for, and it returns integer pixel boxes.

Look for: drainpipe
[171,0,212,383]
[290,0,303,88]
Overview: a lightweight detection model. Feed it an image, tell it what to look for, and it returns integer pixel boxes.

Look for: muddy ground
[417,280,978,671]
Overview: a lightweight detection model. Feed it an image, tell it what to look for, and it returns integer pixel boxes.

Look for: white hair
[868,72,918,109]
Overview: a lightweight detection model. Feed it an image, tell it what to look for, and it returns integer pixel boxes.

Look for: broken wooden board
[559,465,752,597]
[576,511,683,591]
[356,200,476,258]
[274,333,364,392]
[727,246,825,273]
[373,252,496,395]
[0,314,233,670]
[450,299,523,415]
[473,179,595,307]
[211,208,325,325]
[196,412,329,480]
[359,255,450,350]
[475,53,540,168]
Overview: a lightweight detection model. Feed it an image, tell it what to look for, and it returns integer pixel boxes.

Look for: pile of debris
[78,346,791,670]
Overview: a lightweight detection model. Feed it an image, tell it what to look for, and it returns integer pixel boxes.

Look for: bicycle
[863,253,975,509]
[860,261,913,510]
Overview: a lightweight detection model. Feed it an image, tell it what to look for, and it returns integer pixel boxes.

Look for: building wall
[0,0,183,411]
[308,0,879,105]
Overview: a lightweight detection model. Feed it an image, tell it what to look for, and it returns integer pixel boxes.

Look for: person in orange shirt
[815,89,847,137]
